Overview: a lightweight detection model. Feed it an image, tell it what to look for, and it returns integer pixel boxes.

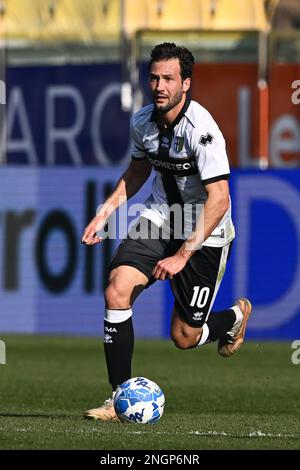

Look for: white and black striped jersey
[131,99,235,247]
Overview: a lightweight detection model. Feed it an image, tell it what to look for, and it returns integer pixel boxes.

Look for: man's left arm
[152,180,229,280]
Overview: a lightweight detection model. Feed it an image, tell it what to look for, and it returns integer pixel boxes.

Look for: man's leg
[171,306,235,349]
[170,243,251,353]
[103,265,148,390]
[171,308,202,349]
[217,298,252,356]
[171,301,251,352]
[84,265,149,421]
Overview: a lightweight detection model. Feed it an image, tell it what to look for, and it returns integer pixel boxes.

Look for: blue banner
[0,167,163,337]
[164,169,300,340]
[4,63,147,166]
[0,167,299,339]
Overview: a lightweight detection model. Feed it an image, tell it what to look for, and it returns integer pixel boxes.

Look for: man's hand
[153,253,190,281]
[81,215,107,245]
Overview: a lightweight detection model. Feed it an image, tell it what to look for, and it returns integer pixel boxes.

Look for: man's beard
[154,90,183,114]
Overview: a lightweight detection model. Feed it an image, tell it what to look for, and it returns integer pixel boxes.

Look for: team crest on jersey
[199,133,214,146]
[161,136,170,149]
[174,136,184,153]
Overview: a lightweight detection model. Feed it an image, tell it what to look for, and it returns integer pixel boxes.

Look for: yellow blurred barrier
[1,0,270,43]
[2,0,120,43]
[1,0,53,41]
[208,0,269,31]
[43,0,120,42]
[124,0,207,34]
[124,0,269,34]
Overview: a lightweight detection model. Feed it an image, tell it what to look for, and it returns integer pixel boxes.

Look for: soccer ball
[114,377,165,424]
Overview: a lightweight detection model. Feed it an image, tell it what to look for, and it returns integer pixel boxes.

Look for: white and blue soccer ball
[114,377,165,424]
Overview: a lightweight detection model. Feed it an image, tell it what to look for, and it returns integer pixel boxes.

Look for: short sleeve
[192,121,230,185]
[130,115,147,160]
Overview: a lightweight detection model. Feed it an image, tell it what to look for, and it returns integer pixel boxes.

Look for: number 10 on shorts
[190,286,210,308]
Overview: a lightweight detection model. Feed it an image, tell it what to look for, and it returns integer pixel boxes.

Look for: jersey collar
[150,97,192,130]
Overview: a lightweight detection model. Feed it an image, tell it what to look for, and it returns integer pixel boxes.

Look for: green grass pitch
[0,335,299,450]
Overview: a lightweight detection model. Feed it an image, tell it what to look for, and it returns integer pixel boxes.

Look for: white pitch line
[84,428,300,439]
[188,430,299,439]
[0,427,299,440]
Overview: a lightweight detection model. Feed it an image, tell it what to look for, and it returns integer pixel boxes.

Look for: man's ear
[183,77,191,93]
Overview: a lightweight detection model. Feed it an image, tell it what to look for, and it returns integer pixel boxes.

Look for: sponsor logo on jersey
[199,133,214,146]
[174,136,184,153]
[147,156,198,173]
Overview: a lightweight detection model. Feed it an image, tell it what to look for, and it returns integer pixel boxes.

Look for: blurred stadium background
[1,0,300,340]
[1,0,300,451]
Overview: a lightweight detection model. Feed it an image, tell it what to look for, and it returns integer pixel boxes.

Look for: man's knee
[104,279,131,309]
[171,330,199,350]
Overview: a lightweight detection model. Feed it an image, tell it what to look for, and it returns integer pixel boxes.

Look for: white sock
[231,305,243,326]
[105,308,132,323]
[197,323,209,346]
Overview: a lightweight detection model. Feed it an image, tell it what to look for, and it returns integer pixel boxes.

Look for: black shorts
[110,217,232,327]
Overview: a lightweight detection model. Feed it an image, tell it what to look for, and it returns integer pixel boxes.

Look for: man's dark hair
[149,42,195,80]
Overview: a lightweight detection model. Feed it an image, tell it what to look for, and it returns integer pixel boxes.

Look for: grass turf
[0,335,299,450]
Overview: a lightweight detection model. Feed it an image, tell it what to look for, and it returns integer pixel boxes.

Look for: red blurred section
[192,63,300,167]
[192,63,259,166]
[258,79,269,167]
[269,63,300,166]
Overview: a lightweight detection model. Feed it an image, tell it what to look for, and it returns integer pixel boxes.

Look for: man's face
[149,58,190,113]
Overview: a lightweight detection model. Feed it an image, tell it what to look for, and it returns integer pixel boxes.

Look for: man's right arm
[103,158,152,215]
[81,158,152,245]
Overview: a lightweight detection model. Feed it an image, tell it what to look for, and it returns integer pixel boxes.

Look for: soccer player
[81,43,252,421]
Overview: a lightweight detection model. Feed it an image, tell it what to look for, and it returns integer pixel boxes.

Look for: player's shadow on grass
[0,413,73,419]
